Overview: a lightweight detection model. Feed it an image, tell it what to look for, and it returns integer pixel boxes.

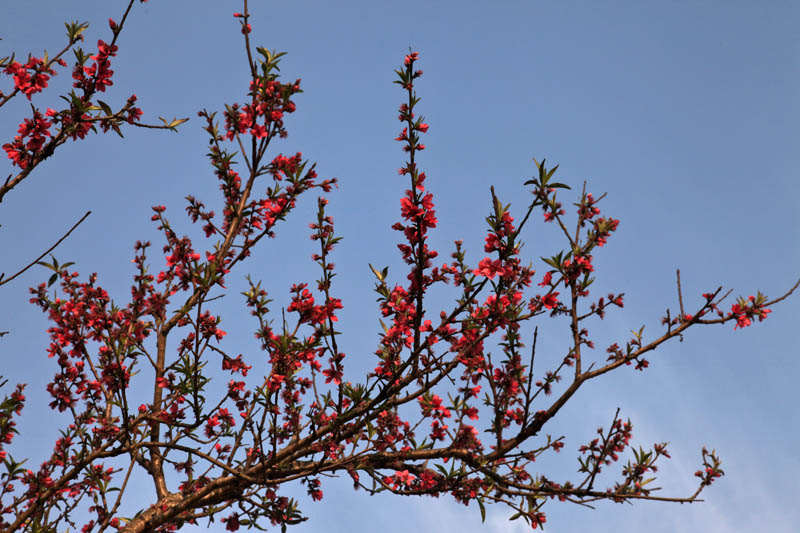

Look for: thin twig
[766,277,800,306]
[522,326,538,423]
[0,210,91,286]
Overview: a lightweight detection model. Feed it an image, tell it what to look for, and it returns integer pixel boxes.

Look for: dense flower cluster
[2,110,52,169]
[73,40,117,93]
[1,23,147,180]
[3,56,63,99]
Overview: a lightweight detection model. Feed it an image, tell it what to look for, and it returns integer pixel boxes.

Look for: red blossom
[3,109,53,168]
[474,257,512,280]
[4,57,57,99]
[542,292,560,310]
[74,40,118,93]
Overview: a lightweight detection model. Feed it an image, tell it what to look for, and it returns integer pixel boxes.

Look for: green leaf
[65,20,89,42]
[541,255,561,269]
[96,100,113,116]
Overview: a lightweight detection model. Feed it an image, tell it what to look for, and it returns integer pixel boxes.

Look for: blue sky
[1,1,798,531]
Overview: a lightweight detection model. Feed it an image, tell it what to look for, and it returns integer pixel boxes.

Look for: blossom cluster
[3,56,62,99]
[2,30,146,177]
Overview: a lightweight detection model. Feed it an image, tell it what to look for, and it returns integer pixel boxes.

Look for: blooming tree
[1,2,797,532]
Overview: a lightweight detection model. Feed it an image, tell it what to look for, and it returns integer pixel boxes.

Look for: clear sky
[1,1,798,531]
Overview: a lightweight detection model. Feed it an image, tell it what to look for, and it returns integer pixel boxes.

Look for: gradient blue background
[1,1,798,531]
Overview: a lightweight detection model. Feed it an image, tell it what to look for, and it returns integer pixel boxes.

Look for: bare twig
[0,210,91,287]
